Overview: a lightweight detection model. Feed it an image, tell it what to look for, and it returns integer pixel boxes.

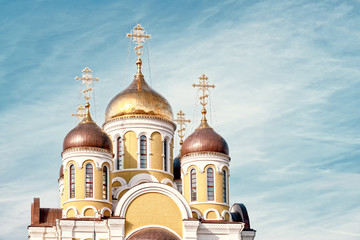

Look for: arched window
[163,139,168,171]
[117,137,122,170]
[85,164,93,198]
[140,135,147,168]
[223,170,227,203]
[102,166,108,200]
[207,168,214,201]
[190,168,197,202]
[69,164,75,199]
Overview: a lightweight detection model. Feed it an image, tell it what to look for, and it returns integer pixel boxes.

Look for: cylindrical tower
[61,104,114,218]
[181,74,231,221]
[103,57,176,203]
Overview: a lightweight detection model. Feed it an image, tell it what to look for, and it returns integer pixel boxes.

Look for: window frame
[117,137,122,170]
[102,166,108,200]
[223,169,227,204]
[85,163,93,198]
[140,135,147,169]
[163,139,168,172]
[69,164,75,199]
[190,168,197,202]
[207,167,215,201]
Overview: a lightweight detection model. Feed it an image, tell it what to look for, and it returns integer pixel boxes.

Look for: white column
[183,220,200,239]
[108,218,126,240]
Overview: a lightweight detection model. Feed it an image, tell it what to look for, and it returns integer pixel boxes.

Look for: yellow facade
[62,159,112,217]
[183,164,229,219]
[124,192,183,238]
[124,131,137,169]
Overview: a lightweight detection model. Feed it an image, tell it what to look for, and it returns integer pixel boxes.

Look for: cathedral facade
[28,25,256,240]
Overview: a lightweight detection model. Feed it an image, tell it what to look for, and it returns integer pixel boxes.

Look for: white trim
[114,186,130,200]
[161,178,175,187]
[204,208,221,220]
[101,207,112,217]
[63,199,113,205]
[189,202,229,206]
[189,168,197,202]
[102,165,109,200]
[64,206,79,218]
[125,225,182,240]
[181,153,229,176]
[221,210,232,221]
[191,209,202,219]
[112,176,127,186]
[112,168,174,177]
[68,163,76,200]
[81,205,98,218]
[62,150,113,171]
[128,173,159,186]
[114,182,192,219]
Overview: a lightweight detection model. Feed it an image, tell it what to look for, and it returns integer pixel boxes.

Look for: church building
[28,24,256,240]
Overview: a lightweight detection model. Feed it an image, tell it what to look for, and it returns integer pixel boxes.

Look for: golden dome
[105,58,173,122]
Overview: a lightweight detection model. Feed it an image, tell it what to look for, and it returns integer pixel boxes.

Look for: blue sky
[1,0,360,239]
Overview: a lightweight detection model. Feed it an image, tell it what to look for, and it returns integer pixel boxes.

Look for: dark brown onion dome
[59,165,64,178]
[63,108,113,152]
[173,153,181,180]
[181,119,229,156]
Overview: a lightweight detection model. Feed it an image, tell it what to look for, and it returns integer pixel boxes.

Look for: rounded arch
[161,178,175,187]
[126,226,181,240]
[191,209,202,219]
[204,208,220,220]
[100,207,112,217]
[112,177,127,187]
[221,210,232,221]
[114,182,192,219]
[64,206,78,218]
[81,205,98,217]
[128,173,159,187]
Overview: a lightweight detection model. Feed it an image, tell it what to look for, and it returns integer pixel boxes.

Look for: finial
[127,24,151,57]
[71,105,86,120]
[174,110,191,146]
[192,74,215,128]
[75,67,99,106]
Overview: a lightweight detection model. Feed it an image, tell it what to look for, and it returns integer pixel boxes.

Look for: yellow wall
[124,131,137,169]
[150,132,162,170]
[125,192,183,238]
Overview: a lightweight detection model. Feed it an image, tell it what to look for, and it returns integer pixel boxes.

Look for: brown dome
[127,227,180,240]
[105,58,173,122]
[181,120,229,156]
[59,165,64,178]
[63,110,113,152]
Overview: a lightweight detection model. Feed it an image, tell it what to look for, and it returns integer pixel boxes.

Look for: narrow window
[117,137,122,170]
[163,139,168,171]
[140,135,147,168]
[223,170,227,203]
[207,168,214,201]
[102,166,108,200]
[85,164,93,198]
[190,169,197,201]
[69,164,75,198]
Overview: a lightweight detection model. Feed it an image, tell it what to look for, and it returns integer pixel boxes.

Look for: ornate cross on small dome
[75,67,99,106]
[71,105,85,120]
[174,110,191,146]
[192,74,215,126]
[127,24,151,56]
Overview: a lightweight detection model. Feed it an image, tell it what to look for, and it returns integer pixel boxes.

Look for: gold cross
[71,105,86,120]
[75,67,99,104]
[174,110,191,146]
[127,24,151,56]
[192,74,215,108]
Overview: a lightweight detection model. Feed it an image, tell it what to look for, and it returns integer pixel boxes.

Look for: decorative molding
[112,177,127,186]
[203,208,221,220]
[114,182,192,219]
[103,114,176,130]
[181,153,229,175]
[62,150,113,171]
[161,178,175,187]
[63,199,113,205]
